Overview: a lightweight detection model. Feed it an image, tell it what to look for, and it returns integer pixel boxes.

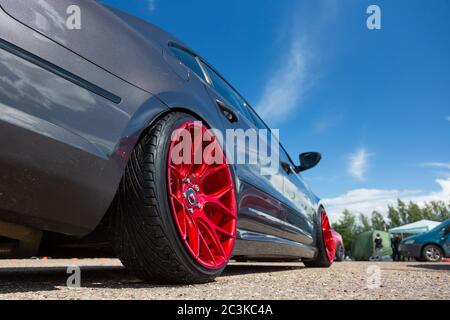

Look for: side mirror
[295,152,322,173]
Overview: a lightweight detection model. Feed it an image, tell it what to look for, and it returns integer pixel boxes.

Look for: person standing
[391,234,402,261]
[374,234,383,261]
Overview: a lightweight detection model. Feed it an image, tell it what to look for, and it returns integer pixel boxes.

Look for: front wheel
[422,244,443,262]
[109,113,238,284]
[303,209,335,268]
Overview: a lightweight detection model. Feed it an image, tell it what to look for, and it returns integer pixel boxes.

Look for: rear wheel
[303,209,335,268]
[422,244,443,262]
[109,112,237,284]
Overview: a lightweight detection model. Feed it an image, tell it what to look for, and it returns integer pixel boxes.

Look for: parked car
[400,219,450,262]
[332,230,345,262]
[0,1,334,284]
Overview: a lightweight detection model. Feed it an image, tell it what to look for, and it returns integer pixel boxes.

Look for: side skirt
[232,229,317,260]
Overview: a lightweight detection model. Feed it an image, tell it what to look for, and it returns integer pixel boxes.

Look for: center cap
[186,188,197,206]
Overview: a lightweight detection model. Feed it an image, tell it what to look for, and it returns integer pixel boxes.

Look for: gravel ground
[0,259,448,300]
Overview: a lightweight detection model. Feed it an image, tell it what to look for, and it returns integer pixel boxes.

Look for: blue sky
[102,0,450,220]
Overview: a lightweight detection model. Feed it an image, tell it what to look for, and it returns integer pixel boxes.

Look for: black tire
[303,209,333,268]
[335,243,345,262]
[421,244,444,262]
[108,112,233,284]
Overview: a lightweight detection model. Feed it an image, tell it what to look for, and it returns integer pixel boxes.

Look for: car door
[441,224,450,257]
[245,107,315,245]
[279,152,316,245]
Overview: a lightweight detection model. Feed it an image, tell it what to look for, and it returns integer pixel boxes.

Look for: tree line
[332,200,450,254]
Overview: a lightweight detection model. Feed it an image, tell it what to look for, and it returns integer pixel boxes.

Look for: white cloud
[323,179,450,222]
[420,162,450,170]
[147,0,156,13]
[348,148,370,181]
[254,0,341,125]
[255,39,308,124]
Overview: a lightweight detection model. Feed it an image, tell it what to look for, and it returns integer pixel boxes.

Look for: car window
[246,105,297,167]
[245,105,269,131]
[200,61,253,120]
[198,58,297,168]
[168,45,205,81]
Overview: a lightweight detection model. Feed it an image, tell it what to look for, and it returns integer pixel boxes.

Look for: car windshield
[430,219,450,232]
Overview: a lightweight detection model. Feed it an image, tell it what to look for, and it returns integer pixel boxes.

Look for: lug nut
[182,192,186,198]
[196,203,202,209]
[183,178,191,184]
[194,185,200,191]
[187,208,194,214]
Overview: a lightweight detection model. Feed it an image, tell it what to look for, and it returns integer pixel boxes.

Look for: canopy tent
[351,230,392,261]
[388,219,440,235]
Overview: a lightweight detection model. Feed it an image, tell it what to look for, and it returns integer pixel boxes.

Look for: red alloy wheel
[321,210,335,263]
[167,121,237,269]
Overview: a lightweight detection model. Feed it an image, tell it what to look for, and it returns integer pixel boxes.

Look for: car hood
[402,234,423,243]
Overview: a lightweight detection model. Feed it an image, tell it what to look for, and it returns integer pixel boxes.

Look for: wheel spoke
[202,195,235,219]
[176,208,187,240]
[198,164,228,182]
[208,184,233,199]
[199,233,216,264]
[169,192,183,206]
[200,215,235,239]
[169,164,183,177]
[185,214,200,258]
[195,138,219,175]
[198,219,226,258]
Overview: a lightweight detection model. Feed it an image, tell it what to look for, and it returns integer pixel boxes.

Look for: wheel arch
[421,242,444,254]
[95,105,225,232]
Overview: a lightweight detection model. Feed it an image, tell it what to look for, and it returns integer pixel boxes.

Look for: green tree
[359,213,372,232]
[388,205,402,228]
[371,211,386,231]
[423,201,450,221]
[407,201,423,223]
[332,210,358,254]
[397,199,409,224]
[421,202,436,221]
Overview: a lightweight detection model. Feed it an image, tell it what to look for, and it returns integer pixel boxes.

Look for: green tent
[351,230,393,261]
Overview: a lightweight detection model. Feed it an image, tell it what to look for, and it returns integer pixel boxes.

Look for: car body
[0,1,333,282]
[400,219,450,262]
[331,229,345,261]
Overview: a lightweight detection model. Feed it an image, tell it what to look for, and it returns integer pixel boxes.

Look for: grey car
[0,0,334,283]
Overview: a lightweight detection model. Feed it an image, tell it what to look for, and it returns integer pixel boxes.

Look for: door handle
[216,99,238,123]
